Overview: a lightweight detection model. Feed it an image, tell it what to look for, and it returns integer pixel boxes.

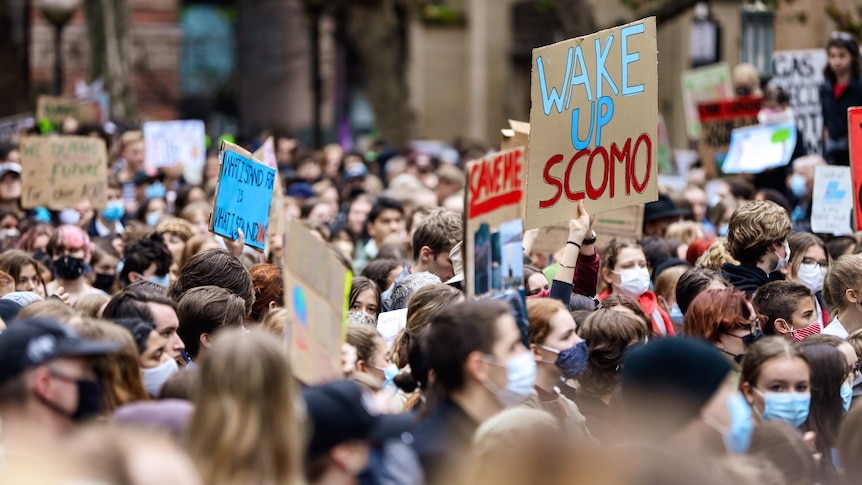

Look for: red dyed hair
[686,238,715,266]
[249,264,284,321]
[47,225,91,260]
[683,287,756,343]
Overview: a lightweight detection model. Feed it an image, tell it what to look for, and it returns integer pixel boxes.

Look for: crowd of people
[0,34,862,485]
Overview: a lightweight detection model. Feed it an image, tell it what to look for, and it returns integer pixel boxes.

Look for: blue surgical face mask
[145,182,167,200]
[790,173,808,198]
[483,351,537,407]
[145,211,162,227]
[754,389,810,428]
[718,224,729,237]
[841,381,853,413]
[705,392,753,454]
[669,304,684,325]
[148,273,170,288]
[101,200,125,222]
[542,341,589,378]
[376,363,399,387]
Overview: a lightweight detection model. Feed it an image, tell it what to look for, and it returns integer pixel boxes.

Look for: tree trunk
[83,0,136,122]
[0,0,30,117]
[347,0,415,148]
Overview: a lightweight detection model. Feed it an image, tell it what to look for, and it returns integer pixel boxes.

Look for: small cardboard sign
[376,308,408,349]
[848,107,862,230]
[252,136,285,254]
[465,147,526,297]
[720,122,797,174]
[528,204,645,256]
[527,17,658,230]
[143,120,207,183]
[501,119,530,151]
[681,63,734,140]
[770,49,827,156]
[36,96,104,125]
[811,165,853,235]
[20,136,108,210]
[697,97,761,178]
[209,141,276,251]
[284,218,348,385]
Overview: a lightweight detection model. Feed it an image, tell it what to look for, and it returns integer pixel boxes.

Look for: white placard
[143,120,206,184]
[376,309,408,349]
[811,165,853,235]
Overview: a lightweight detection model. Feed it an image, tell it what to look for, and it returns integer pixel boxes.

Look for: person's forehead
[376,209,402,220]
[147,302,178,328]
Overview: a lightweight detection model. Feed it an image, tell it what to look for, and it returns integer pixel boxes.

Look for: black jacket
[411,397,478,485]
[720,263,782,295]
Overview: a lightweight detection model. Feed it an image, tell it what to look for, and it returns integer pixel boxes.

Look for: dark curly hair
[119,232,172,287]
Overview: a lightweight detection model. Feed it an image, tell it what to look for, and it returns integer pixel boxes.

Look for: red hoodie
[599,289,676,337]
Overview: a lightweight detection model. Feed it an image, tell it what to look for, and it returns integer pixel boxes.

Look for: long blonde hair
[187,329,305,485]
[390,284,462,368]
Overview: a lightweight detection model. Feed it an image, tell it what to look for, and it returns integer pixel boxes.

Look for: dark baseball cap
[303,380,415,457]
[0,318,120,386]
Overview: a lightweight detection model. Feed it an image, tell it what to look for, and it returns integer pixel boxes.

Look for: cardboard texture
[721,122,797,174]
[680,63,733,139]
[209,141,276,251]
[252,136,285,252]
[36,96,104,125]
[528,204,644,256]
[501,119,530,151]
[527,17,658,231]
[696,97,761,179]
[464,147,526,298]
[143,120,206,177]
[770,49,826,156]
[20,136,108,210]
[284,218,347,385]
[811,165,853,235]
[848,108,862,231]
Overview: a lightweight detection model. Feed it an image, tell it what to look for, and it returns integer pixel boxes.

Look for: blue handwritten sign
[210,142,276,250]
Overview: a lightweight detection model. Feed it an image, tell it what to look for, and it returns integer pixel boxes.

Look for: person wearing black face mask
[0,318,118,444]
[46,225,101,305]
[524,298,594,441]
[685,287,764,371]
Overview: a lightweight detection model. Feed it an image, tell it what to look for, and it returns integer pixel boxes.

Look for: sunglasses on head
[831,31,856,42]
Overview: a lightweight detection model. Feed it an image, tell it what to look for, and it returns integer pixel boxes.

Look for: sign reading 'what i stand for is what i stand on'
[209,141,276,251]
[527,17,659,230]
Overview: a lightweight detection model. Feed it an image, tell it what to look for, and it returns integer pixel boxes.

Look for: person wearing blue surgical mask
[118,233,173,289]
[524,298,593,440]
[346,325,398,388]
[619,337,754,456]
[89,181,126,239]
[135,197,167,228]
[741,337,812,428]
[786,155,825,233]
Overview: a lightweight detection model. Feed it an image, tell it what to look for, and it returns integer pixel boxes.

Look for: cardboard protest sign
[465,147,526,298]
[36,96,104,125]
[501,119,530,151]
[284,218,348,385]
[681,63,734,140]
[592,204,644,249]
[697,97,761,178]
[252,136,285,253]
[848,108,862,230]
[527,17,658,231]
[19,136,108,210]
[209,141,276,251]
[811,165,853,235]
[376,308,408,350]
[143,120,206,184]
[720,122,797,174]
[0,114,34,144]
[770,50,826,156]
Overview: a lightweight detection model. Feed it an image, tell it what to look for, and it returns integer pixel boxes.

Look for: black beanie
[620,337,731,433]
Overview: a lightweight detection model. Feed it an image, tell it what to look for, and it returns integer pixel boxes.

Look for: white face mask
[142,358,179,397]
[797,262,827,293]
[774,241,791,272]
[612,267,651,298]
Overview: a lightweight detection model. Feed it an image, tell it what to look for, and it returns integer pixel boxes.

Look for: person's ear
[657,295,669,313]
[268,300,278,312]
[128,272,142,283]
[846,288,859,305]
[464,350,488,382]
[356,359,368,373]
[200,333,212,349]
[741,381,755,406]
[530,343,543,363]
[774,318,791,335]
[601,267,614,286]
[419,246,433,263]
[29,366,53,401]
